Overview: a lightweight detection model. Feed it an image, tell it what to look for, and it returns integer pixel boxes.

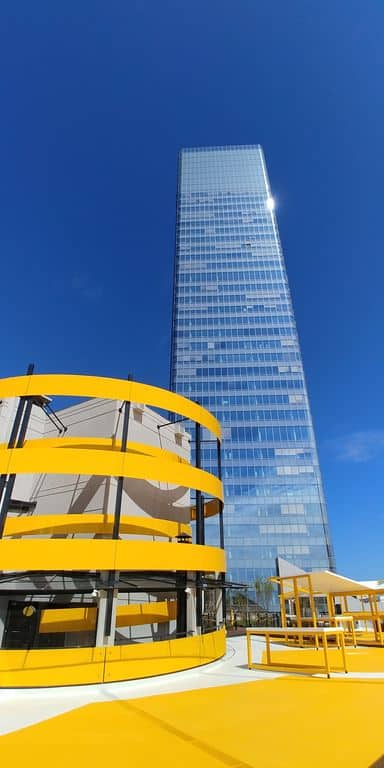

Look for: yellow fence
[0,628,226,687]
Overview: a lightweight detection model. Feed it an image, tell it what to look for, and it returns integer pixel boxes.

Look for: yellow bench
[246,626,348,678]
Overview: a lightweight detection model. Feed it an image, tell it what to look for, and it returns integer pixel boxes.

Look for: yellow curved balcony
[0,372,226,687]
[0,539,225,572]
[0,374,221,438]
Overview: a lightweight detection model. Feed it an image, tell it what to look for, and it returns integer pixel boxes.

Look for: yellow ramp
[1,677,384,767]
[261,646,384,674]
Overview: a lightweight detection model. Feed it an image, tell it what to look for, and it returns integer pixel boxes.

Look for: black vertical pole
[200,494,205,545]
[195,421,203,542]
[0,400,27,507]
[217,437,226,625]
[0,364,35,537]
[217,439,225,550]
[105,379,132,638]
[0,363,34,504]
[176,571,187,638]
[112,398,131,540]
[195,419,203,631]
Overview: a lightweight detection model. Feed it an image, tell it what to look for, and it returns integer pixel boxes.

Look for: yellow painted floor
[355,632,384,645]
[2,676,384,767]
[260,645,384,673]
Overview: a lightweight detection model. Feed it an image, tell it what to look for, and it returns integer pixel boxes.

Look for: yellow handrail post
[322,632,331,678]
[293,576,303,646]
[308,575,318,650]
[246,630,252,669]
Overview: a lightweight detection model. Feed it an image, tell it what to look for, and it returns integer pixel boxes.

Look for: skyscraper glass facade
[170,145,335,588]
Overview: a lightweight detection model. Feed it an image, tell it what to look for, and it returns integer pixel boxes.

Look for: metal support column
[95,590,108,647]
[0,363,35,538]
[195,419,203,633]
[195,421,204,544]
[186,580,197,636]
[217,437,226,624]
[176,571,187,638]
[105,392,131,640]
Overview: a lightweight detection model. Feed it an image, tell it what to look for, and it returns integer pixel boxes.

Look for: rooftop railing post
[217,437,226,624]
[176,570,187,638]
[105,376,132,640]
[0,364,35,538]
[195,418,203,632]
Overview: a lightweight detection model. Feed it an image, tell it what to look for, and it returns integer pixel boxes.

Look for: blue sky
[0,1,383,578]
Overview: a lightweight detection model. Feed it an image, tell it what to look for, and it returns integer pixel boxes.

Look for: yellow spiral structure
[0,374,226,687]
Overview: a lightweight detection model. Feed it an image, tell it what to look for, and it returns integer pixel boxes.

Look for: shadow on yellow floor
[354,632,384,646]
[259,645,384,674]
[2,676,384,767]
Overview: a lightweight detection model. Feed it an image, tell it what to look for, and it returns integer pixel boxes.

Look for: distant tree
[230,590,249,629]
[231,591,248,608]
[254,578,274,612]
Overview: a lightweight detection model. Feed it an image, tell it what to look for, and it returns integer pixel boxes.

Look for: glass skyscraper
[170,145,335,589]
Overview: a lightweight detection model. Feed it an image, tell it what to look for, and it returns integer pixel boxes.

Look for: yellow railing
[0,628,226,687]
[0,373,226,686]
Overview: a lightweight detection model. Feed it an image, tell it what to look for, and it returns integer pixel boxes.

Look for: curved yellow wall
[3,514,192,539]
[0,445,223,501]
[0,628,226,687]
[0,374,221,438]
[0,373,226,686]
[0,539,226,572]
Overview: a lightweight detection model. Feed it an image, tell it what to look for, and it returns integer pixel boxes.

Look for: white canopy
[302,571,369,595]
[275,559,384,596]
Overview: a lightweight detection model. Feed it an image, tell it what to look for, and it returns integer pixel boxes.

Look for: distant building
[171,145,335,590]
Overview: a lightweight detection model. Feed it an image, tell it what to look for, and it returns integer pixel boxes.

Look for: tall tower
[170,145,335,589]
